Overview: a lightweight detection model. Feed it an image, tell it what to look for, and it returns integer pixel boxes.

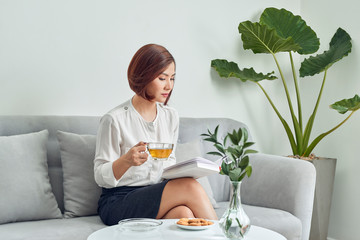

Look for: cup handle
[145,143,153,160]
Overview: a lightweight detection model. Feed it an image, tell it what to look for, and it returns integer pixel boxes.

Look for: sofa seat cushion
[216,201,302,240]
[0,216,105,240]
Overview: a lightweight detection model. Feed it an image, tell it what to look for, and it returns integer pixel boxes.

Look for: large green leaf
[330,94,360,114]
[211,59,277,82]
[299,28,352,77]
[260,8,319,54]
[238,21,301,54]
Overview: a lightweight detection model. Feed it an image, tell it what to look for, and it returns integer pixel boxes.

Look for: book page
[162,157,219,179]
[163,157,218,171]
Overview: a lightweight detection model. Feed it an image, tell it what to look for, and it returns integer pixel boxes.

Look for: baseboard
[327,237,337,240]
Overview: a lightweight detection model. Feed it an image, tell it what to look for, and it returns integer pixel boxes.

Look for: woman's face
[146,62,175,103]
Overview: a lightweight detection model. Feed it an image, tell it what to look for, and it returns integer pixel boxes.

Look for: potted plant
[210,7,360,240]
[211,8,359,158]
[201,126,257,239]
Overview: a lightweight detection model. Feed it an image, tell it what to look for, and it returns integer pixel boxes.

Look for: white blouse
[94,99,179,188]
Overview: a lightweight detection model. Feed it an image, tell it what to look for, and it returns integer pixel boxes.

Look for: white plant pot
[309,157,337,240]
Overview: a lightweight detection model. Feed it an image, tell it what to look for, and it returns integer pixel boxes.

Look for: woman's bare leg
[161,205,195,219]
[156,178,218,220]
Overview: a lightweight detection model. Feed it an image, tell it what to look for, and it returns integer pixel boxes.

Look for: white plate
[118,218,162,231]
[176,220,214,231]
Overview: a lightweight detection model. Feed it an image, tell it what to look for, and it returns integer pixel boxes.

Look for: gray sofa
[0,116,316,240]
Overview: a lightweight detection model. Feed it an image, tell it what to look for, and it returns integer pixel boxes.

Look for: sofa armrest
[242,153,316,240]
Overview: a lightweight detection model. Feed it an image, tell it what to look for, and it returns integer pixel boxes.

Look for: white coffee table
[87,219,286,240]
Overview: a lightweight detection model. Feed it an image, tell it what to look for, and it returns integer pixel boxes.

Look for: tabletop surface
[87,219,286,240]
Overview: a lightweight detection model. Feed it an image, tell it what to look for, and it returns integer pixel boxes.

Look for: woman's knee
[170,178,202,192]
[164,205,194,219]
[162,178,208,207]
[176,205,194,217]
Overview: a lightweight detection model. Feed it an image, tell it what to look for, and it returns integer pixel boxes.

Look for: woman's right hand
[112,142,148,180]
[123,142,149,166]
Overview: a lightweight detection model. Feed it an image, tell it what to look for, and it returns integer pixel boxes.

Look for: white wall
[0,0,300,153]
[0,0,358,239]
[301,0,360,240]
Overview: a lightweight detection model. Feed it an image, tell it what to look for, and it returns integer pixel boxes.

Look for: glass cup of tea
[147,142,174,161]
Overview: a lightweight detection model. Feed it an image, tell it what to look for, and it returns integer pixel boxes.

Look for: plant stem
[290,52,303,132]
[236,218,244,237]
[231,182,239,209]
[272,53,302,154]
[302,70,328,153]
[256,82,298,154]
[312,70,328,121]
[272,53,296,118]
[303,111,355,156]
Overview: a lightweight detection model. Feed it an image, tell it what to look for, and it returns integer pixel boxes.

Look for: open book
[162,157,220,179]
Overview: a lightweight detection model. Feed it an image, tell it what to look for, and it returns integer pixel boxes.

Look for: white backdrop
[1,1,359,239]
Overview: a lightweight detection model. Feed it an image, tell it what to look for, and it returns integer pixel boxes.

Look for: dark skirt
[98,180,169,226]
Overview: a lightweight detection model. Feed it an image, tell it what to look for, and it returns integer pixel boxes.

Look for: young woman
[94,44,217,225]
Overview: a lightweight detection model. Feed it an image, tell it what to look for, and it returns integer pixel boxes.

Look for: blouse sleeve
[163,109,179,168]
[94,114,121,188]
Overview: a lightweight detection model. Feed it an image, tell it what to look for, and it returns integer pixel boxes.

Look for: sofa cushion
[215,201,302,240]
[175,139,218,208]
[57,131,102,218]
[0,130,62,224]
[0,216,105,240]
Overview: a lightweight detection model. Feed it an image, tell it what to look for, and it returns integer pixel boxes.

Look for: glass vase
[219,181,251,239]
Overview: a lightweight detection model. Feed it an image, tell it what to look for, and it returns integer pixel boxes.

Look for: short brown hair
[127,44,175,105]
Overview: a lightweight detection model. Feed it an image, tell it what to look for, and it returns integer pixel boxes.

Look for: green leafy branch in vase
[211,7,360,158]
[201,125,257,182]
